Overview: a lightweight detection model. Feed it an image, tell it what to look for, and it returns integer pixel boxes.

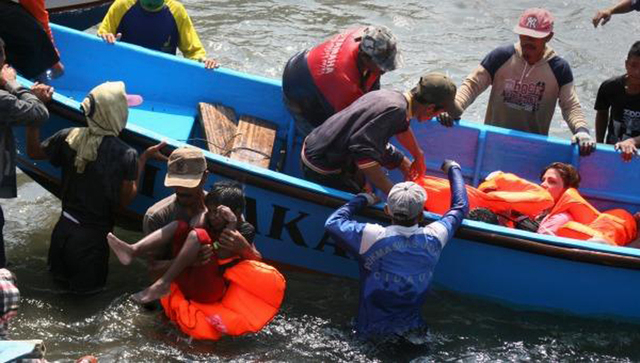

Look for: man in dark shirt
[0,37,51,267]
[595,41,640,144]
[26,81,164,293]
[301,72,457,196]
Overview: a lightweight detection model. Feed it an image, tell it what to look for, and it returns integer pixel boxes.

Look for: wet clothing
[282,27,381,134]
[98,0,206,60]
[0,268,19,340]
[456,42,588,135]
[48,216,111,293]
[0,0,59,78]
[0,80,49,267]
[301,89,408,192]
[42,128,138,292]
[594,75,640,144]
[325,166,468,337]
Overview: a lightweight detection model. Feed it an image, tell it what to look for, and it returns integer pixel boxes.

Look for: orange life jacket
[160,223,286,341]
[556,208,637,246]
[413,172,553,218]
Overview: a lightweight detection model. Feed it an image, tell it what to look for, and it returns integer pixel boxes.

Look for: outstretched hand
[441,159,460,174]
[615,138,638,162]
[31,82,54,103]
[203,58,219,69]
[592,9,612,27]
[99,32,122,44]
[571,131,596,156]
[143,141,168,162]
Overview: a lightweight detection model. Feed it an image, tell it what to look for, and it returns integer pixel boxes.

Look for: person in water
[301,72,456,196]
[593,0,640,27]
[594,41,640,145]
[282,25,403,135]
[97,0,218,69]
[107,180,261,304]
[0,0,64,79]
[26,81,165,293]
[325,160,468,338]
[439,8,596,156]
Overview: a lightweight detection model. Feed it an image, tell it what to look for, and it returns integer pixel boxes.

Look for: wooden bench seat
[198,103,277,169]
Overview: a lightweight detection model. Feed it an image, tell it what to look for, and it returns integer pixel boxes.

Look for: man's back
[43,128,138,228]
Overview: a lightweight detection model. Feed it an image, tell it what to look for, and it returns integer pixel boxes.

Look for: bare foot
[107,232,134,265]
[131,280,170,304]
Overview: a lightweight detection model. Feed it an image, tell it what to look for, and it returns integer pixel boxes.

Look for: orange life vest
[160,224,286,341]
[556,208,637,246]
[413,172,553,218]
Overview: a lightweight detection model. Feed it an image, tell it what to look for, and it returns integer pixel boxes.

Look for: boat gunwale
[34,99,640,272]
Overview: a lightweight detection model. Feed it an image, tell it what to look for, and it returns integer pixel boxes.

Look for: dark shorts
[300,161,364,194]
[0,0,59,78]
[48,216,110,294]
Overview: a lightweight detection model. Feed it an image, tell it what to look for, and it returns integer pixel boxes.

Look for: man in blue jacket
[325,159,468,339]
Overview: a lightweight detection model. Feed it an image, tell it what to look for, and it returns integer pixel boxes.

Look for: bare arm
[359,163,394,195]
[595,109,609,143]
[25,126,47,160]
[593,0,635,27]
[395,127,425,177]
[120,141,168,206]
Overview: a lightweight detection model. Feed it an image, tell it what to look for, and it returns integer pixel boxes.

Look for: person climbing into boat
[97,0,218,69]
[0,0,64,79]
[594,41,640,145]
[593,0,640,27]
[301,72,457,196]
[0,37,51,268]
[25,81,166,294]
[108,181,283,341]
[282,26,403,136]
[324,159,468,339]
[108,180,261,303]
[438,8,596,156]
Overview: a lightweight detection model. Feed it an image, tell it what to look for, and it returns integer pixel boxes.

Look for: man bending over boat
[97,0,218,69]
[26,81,165,294]
[439,8,596,156]
[325,160,468,339]
[301,72,456,196]
[282,26,402,136]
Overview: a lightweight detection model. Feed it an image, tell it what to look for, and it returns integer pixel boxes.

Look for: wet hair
[467,208,500,225]
[540,162,581,189]
[204,180,246,214]
[628,41,640,59]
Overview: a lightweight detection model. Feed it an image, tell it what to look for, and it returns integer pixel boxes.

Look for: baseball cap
[164,147,207,188]
[359,26,403,72]
[387,181,427,221]
[513,8,554,39]
[413,72,457,113]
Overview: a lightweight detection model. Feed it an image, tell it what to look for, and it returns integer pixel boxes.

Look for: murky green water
[5,0,640,361]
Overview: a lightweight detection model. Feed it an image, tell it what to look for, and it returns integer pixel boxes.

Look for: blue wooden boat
[14,24,640,323]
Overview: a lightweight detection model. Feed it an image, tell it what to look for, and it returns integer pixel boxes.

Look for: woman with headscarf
[26,81,165,293]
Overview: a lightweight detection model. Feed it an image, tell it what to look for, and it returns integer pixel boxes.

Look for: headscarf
[65,81,129,173]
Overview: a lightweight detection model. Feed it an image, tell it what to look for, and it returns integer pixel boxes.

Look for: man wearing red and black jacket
[0,0,64,79]
[282,26,402,136]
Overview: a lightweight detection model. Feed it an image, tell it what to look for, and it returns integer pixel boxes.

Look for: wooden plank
[229,116,277,168]
[197,103,238,155]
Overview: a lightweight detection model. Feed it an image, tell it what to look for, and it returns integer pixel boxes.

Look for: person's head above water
[540,162,580,202]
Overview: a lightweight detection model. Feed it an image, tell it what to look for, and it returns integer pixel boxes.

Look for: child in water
[107,180,261,304]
